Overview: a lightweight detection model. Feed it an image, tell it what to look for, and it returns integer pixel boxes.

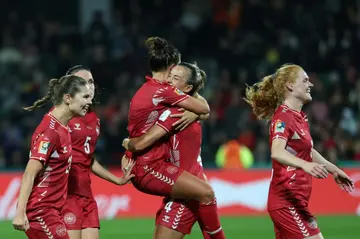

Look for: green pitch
[2,215,360,238]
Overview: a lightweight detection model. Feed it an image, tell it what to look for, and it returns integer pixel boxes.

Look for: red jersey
[26,113,72,218]
[127,76,189,165]
[156,107,203,176]
[267,104,314,210]
[67,111,100,197]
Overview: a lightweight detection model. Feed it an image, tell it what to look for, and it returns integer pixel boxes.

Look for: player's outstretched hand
[301,162,328,179]
[170,108,198,131]
[12,212,29,231]
[333,170,354,193]
[118,157,135,185]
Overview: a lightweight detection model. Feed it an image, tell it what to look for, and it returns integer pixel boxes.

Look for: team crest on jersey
[56,224,67,236]
[174,88,184,95]
[307,218,318,229]
[167,166,179,174]
[38,141,50,155]
[64,212,76,225]
[274,120,285,133]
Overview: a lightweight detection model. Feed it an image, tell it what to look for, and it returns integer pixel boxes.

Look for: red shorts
[131,161,184,197]
[156,198,199,235]
[269,207,321,239]
[26,209,69,239]
[62,194,100,230]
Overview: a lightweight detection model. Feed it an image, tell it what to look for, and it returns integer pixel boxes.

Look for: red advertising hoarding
[0,169,359,220]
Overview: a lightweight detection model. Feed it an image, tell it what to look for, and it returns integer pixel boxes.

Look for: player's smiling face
[67,84,93,116]
[167,65,193,94]
[73,70,95,99]
[289,69,313,103]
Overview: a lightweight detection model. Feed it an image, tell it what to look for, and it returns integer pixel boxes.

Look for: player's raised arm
[176,95,210,115]
[123,124,168,152]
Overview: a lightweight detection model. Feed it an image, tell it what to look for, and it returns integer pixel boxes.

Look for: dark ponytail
[23,75,88,111]
[23,78,60,111]
[145,37,181,72]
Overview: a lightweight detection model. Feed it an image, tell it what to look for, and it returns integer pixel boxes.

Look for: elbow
[200,105,210,114]
[270,149,281,161]
[128,140,144,152]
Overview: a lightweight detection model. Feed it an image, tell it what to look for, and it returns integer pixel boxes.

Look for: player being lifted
[61,66,135,239]
[12,75,92,239]
[245,64,354,239]
[124,37,225,238]
[123,62,220,239]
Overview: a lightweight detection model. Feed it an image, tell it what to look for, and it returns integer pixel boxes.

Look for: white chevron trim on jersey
[288,207,310,237]
[143,165,175,186]
[171,204,185,230]
[36,216,54,239]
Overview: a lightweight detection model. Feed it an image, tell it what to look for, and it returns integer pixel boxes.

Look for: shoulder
[88,111,99,121]
[32,126,59,146]
[272,106,292,124]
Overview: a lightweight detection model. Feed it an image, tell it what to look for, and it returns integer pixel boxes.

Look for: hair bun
[145,37,168,51]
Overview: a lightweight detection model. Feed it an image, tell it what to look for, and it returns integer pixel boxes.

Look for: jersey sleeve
[29,129,58,164]
[156,108,180,132]
[270,113,293,143]
[155,85,190,106]
[125,150,133,159]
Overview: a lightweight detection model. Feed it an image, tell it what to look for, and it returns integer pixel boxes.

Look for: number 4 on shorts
[164,201,173,213]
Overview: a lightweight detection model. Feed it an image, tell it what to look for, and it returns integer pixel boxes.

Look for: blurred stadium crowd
[0,0,360,169]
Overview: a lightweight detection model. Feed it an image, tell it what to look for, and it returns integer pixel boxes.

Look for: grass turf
[2,215,359,238]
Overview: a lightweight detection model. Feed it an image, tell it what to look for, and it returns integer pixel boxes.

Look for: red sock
[201,229,211,239]
[198,198,225,239]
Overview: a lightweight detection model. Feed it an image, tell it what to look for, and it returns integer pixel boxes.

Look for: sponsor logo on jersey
[74,123,81,130]
[274,120,285,133]
[38,141,50,155]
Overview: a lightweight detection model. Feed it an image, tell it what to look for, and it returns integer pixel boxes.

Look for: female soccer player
[124,62,224,239]
[12,75,92,239]
[124,37,224,239]
[245,64,354,239]
[62,66,135,239]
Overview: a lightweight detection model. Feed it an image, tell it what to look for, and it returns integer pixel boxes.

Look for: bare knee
[154,225,185,239]
[81,228,99,239]
[68,230,81,239]
[199,184,215,203]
